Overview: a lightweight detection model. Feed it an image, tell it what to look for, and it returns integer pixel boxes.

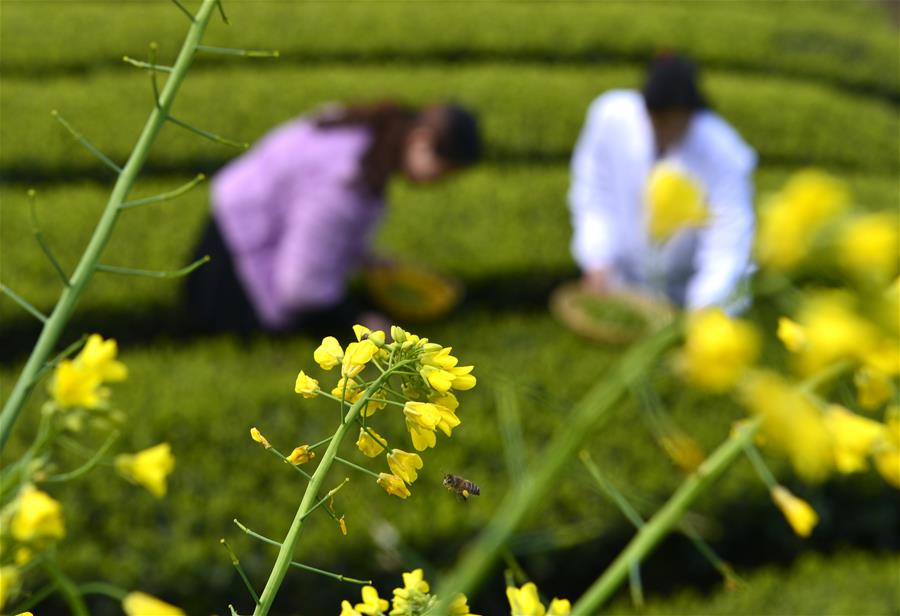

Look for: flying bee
[442,474,480,501]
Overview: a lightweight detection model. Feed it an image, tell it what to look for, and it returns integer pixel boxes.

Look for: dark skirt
[183,217,366,337]
[183,218,260,336]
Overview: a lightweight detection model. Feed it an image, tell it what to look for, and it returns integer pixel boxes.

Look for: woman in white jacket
[569,54,757,313]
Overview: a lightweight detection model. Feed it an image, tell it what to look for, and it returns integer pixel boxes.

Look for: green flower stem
[433,325,681,611]
[252,364,407,616]
[267,447,312,481]
[309,435,334,450]
[334,455,380,478]
[7,581,58,614]
[742,441,779,489]
[0,0,219,453]
[299,478,350,522]
[42,556,89,616]
[42,430,119,483]
[234,519,373,585]
[221,538,261,605]
[78,581,128,600]
[571,418,762,615]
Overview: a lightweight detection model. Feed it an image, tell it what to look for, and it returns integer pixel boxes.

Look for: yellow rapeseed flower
[387,449,423,484]
[547,598,572,615]
[838,212,900,284]
[506,582,546,616]
[755,169,849,270]
[50,359,105,409]
[740,372,834,482]
[422,346,458,370]
[854,367,892,410]
[824,405,887,474]
[341,600,364,616]
[287,445,315,465]
[420,365,455,393]
[777,317,807,353]
[342,340,378,377]
[450,365,477,391]
[862,337,900,376]
[0,566,19,611]
[77,333,127,382]
[357,428,387,458]
[115,443,175,498]
[449,593,478,616]
[376,473,410,499]
[677,308,759,392]
[770,485,818,537]
[645,164,708,242]
[122,591,186,616]
[332,378,386,417]
[355,585,390,615]
[353,324,386,346]
[250,427,271,449]
[294,370,319,398]
[314,336,344,370]
[403,402,442,451]
[874,407,900,488]
[10,485,65,543]
[793,292,878,375]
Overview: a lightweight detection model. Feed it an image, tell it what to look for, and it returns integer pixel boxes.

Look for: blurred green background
[1,1,898,614]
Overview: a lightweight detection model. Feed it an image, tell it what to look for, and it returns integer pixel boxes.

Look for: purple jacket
[212,118,384,330]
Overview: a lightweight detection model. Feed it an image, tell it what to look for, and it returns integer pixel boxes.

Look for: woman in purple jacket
[184,102,481,334]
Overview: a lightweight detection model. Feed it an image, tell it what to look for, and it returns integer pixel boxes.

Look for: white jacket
[569,90,757,310]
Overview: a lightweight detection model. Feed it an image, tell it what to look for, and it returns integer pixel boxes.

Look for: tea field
[1,2,898,614]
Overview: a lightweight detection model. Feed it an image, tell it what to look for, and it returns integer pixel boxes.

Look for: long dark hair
[316,101,481,194]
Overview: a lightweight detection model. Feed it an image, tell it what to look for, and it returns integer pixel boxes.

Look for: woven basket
[364,262,462,323]
[550,281,675,344]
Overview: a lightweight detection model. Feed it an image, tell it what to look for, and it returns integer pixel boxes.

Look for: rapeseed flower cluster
[289,325,476,500]
[671,170,899,538]
[338,569,476,616]
[755,169,849,270]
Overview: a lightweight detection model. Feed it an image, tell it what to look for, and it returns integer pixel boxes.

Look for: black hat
[642,53,709,112]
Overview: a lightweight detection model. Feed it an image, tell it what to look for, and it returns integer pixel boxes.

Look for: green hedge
[1,1,896,98]
[2,166,897,322]
[2,64,897,180]
[609,550,900,615]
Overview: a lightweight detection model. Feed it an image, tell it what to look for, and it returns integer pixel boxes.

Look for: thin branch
[334,455,379,478]
[0,283,48,323]
[42,430,119,483]
[51,111,122,173]
[27,190,70,286]
[267,446,312,480]
[216,0,229,24]
[300,478,350,522]
[120,174,206,209]
[170,0,195,21]
[221,538,260,605]
[167,115,248,149]
[197,44,279,58]
[149,43,162,108]
[232,519,371,585]
[122,56,174,73]
[78,581,128,601]
[95,255,210,279]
